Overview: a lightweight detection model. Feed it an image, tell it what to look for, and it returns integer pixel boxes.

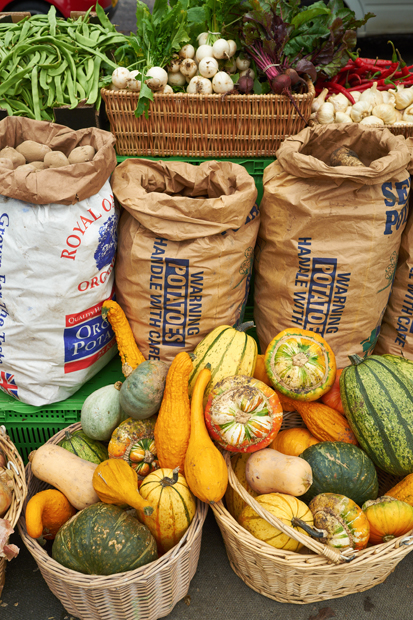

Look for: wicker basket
[18,422,208,620]
[387,124,413,139]
[0,425,27,599]
[101,84,315,158]
[211,412,413,604]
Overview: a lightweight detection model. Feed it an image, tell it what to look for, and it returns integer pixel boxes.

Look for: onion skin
[0,477,12,517]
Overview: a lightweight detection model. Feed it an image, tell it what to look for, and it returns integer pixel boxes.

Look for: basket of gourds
[0,426,26,598]
[18,422,208,620]
[211,408,413,604]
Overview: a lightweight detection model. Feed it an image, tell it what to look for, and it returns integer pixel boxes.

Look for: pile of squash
[25,300,413,574]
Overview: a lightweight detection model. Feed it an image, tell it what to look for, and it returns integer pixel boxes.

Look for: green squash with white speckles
[300,441,378,506]
[120,360,168,420]
[52,503,158,575]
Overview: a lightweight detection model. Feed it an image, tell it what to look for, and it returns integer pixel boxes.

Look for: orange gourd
[92,459,154,516]
[363,496,413,544]
[184,367,228,503]
[387,474,413,506]
[101,300,145,377]
[321,369,344,414]
[276,391,358,445]
[271,427,319,456]
[25,489,76,540]
[154,352,193,472]
[253,354,272,386]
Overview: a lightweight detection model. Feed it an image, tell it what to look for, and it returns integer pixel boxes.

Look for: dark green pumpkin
[52,503,158,575]
[120,360,168,420]
[340,354,413,476]
[300,441,378,506]
[58,429,108,464]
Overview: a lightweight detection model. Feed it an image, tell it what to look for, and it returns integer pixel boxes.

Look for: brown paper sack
[375,182,413,357]
[254,125,411,367]
[0,116,116,204]
[112,159,259,364]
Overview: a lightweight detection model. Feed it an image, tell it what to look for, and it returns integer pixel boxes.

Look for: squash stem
[348,354,364,366]
[291,517,326,539]
[237,321,255,333]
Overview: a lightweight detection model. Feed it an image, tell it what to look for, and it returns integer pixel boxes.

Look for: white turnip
[187,76,213,94]
[195,44,214,63]
[168,71,186,87]
[240,68,255,80]
[112,67,131,90]
[236,55,251,71]
[198,56,219,79]
[197,32,208,46]
[180,58,198,78]
[212,72,234,94]
[227,40,237,58]
[212,39,230,60]
[127,70,141,91]
[179,44,195,59]
[146,66,168,91]
[167,56,181,74]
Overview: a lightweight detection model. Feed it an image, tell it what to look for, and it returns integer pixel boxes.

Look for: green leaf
[135,81,153,119]
[253,78,262,94]
[290,5,331,30]
[152,0,168,26]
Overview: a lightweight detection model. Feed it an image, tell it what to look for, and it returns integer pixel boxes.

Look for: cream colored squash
[245,448,313,496]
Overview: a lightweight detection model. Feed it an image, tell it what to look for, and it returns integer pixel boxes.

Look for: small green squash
[300,441,378,506]
[52,503,158,575]
[340,354,413,476]
[81,382,124,441]
[58,429,108,464]
[119,360,168,420]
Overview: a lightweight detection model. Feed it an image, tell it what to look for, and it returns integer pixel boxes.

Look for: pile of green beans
[0,5,127,121]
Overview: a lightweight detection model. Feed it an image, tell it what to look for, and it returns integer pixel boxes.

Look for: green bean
[4,28,14,47]
[48,5,56,37]
[85,57,94,81]
[0,66,33,96]
[55,74,63,105]
[61,69,68,94]
[46,80,55,108]
[0,100,13,117]
[86,56,101,105]
[31,66,42,120]
[18,20,31,43]
[76,81,86,100]
[40,67,48,90]
[48,59,67,77]
[66,71,78,109]
[76,65,88,92]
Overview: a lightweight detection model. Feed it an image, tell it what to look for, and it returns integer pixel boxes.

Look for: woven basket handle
[225,451,355,564]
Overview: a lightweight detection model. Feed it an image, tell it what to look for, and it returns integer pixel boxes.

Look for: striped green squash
[340,354,413,476]
[58,429,108,464]
[188,322,257,402]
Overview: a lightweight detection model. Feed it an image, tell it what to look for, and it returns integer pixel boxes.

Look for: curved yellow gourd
[101,300,145,377]
[154,352,193,472]
[184,367,228,503]
[92,459,154,516]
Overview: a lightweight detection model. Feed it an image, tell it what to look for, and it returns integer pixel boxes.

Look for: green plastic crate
[0,356,124,463]
[115,156,273,206]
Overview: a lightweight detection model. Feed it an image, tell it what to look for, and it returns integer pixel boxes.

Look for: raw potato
[330,146,365,167]
[44,151,70,168]
[0,158,13,170]
[30,161,47,170]
[68,145,96,164]
[17,163,36,173]
[16,140,51,162]
[0,146,25,168]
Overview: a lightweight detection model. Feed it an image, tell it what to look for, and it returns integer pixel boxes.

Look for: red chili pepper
[397,49,410,77]
[357,57,391,67]
[328,83,355,104]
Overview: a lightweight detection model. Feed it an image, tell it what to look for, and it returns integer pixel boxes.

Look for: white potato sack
[0,179,119,405]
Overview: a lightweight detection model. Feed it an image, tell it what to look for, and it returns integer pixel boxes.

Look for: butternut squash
[154,352,193,472]
[184,367,228,503]
[387,473,413,506]
[28,444,99,511]
[245,448,313,496]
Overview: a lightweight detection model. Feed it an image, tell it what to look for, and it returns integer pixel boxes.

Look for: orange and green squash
[108,417,159,484]
[119,360,168,420]
[204,375,283,453]
[154,352,193,472]
[362,496,413,544]
[265,328,336,401]
[52,503,157,574]
[320,369,344,414]
[139,467,197,555]
[25,489,76,540]
[238,493,313,551]
[387,473,413,506]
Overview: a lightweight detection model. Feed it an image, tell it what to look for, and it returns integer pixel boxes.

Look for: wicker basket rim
[221,413,413,567]
[18,421,208,588]
[101,80,315,102]
[0,425,27,529]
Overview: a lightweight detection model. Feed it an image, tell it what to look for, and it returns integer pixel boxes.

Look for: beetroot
[238,76,254,94]
[270,74,292,94]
